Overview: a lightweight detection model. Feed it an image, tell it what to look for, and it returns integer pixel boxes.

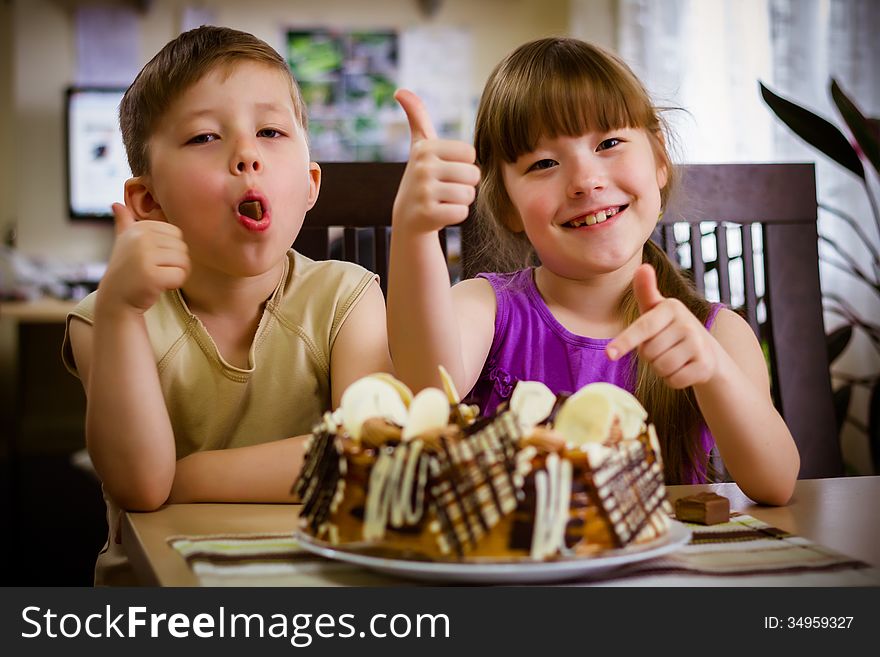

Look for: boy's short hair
[120,25,307,176]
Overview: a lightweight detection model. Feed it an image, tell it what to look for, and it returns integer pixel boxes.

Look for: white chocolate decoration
[438,365,461,404]
[368,372,414,407]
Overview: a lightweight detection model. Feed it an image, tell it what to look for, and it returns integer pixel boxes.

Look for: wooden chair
[296,161,843,479]
[658,163,842,478]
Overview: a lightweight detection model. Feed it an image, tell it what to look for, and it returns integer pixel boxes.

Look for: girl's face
[500,128,667,281]
[142,61,319,280]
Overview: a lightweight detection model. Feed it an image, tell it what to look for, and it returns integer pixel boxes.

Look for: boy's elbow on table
[108,478,172,512]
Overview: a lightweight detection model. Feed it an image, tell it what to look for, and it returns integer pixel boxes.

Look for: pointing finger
[606,302,675,361]
[395,88,438,144]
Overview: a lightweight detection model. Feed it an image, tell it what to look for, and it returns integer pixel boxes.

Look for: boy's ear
[124,176,165,221]
[305,162,321,211]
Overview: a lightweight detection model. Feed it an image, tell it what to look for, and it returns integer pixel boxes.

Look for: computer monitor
[65,87,130,219]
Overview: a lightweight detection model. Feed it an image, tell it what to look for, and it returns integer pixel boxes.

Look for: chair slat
[741,224,759,334]
[689,223,705,294]
[374,226,389,295]
[715,223,730,303]
[343,228,358,263]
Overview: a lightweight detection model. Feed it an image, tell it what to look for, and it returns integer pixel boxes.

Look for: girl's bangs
[496,58,655,162]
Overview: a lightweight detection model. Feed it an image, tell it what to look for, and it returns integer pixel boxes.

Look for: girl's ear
[124,176,165,221]
[653,130,669,190]
[656,162,669,191]
[305,161,321,211]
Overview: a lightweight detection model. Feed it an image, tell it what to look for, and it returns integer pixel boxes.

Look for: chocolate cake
[293,372,671,561]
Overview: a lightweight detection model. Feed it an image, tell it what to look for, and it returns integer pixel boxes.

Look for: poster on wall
[287,29,405,162]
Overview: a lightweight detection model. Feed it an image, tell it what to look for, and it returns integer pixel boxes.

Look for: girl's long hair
[471,37,713,483]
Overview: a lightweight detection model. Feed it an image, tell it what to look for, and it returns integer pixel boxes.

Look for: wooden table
[122,476,880,586]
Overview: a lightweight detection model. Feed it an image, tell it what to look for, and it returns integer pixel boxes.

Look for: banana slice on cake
[340,377,409,441]
[588,382,648,440]
[509,381,557,433]
[402,387,451,440]
[554,382,647,445]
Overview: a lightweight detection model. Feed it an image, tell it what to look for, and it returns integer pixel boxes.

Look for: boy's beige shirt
[62,249,377,584]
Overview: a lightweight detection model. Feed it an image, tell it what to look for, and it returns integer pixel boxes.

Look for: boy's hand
[97,202,190,315]
[392,89,481,234]
[606,264,719,389]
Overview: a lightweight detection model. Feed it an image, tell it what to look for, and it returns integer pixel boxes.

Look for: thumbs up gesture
[606,264,720,389]
[97,201,190,315]
[392,89,481,233]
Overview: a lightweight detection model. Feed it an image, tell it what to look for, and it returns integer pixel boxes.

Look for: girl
[387,37,799,505]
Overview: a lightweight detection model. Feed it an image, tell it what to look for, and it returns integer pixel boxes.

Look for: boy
[62,26,391,584]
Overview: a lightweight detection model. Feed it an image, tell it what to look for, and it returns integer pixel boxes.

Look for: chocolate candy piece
[674,492,730,525]
[239,200,263,221]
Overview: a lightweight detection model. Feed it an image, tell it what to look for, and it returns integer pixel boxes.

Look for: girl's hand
[97,202,191,316]
[606,264,720,389]
[392,89,481,234]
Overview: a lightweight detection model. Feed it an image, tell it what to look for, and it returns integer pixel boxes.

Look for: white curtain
[607,0,880,474]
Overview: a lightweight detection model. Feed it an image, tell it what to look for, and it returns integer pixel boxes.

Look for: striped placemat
[168,513,880,587]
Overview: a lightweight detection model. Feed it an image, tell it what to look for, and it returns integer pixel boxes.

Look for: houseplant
[760,79,880,474]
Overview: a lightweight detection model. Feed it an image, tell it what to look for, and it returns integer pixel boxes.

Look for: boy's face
[137,61,318,278]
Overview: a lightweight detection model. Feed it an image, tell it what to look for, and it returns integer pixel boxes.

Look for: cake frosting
[293,370,671,561]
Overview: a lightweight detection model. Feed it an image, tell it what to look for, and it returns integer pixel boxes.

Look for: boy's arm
[71,202,190,511]
[386,89,492,394]
[169,278,392,504]
[168,436,309,503]
[694,309,800,505]
[70,310,177,511]
[329,280,394,407]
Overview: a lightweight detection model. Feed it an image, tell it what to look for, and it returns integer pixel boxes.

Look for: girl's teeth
[567,207,619,227]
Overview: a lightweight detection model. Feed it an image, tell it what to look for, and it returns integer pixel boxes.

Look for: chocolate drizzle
[426,410,526,556]
[579,434,667,547]
[294,428,343,535]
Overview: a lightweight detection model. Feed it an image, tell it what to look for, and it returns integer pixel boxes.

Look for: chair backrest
[657,163,842,478]
[296,161,842,479]
[296,162,453,294]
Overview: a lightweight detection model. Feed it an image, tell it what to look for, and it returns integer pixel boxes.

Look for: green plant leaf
[831,79,880,177]
[833,384,852,435]
[826,324,853,364]
[760,81,865,180]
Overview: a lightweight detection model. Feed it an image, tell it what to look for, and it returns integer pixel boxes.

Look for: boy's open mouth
[236,196,270,232]
[563,204,627,228]
[238,200,264,221]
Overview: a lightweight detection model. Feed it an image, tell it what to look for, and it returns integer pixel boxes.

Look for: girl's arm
[608,265,799,505]
[387,89,492,394]
[694,309,800,505]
